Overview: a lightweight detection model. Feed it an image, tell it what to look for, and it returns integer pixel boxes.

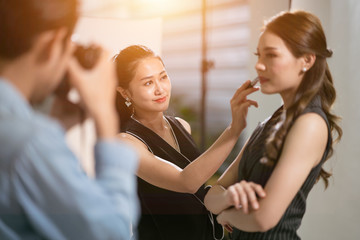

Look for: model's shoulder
[289,112,328,147]
[296,111,327,130]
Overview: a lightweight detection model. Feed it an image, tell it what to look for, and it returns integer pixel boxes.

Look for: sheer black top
[123,116,212,240]
[232,96,332,240]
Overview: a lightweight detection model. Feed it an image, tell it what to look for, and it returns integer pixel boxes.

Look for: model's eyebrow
[264,47,278,51]
[256,47,278,52]
[140,70,167,81]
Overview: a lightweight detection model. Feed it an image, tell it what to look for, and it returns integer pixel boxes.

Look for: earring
[302,67,307,73]
[125,97,132,107]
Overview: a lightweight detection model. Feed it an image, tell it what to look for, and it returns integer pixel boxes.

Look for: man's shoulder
[0,112,64,159]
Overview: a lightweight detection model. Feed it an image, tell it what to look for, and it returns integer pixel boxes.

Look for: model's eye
[160,74,168,80]
[253,52,260,58]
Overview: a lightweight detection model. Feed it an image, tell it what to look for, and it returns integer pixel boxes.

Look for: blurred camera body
[54,44,100,99]
[34,44,100,116]
[74,44,101,69]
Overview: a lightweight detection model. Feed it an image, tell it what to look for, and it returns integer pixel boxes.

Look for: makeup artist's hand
[229,80,259,136]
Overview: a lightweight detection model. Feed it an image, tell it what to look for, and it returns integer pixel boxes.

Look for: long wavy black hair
[262,11,342,188]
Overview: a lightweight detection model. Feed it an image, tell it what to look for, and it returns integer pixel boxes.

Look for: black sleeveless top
[232,96,332,240]
[123,116,212,240]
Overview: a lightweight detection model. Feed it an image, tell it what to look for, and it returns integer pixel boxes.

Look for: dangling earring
[302,67,307,73]
[125,97,132,107]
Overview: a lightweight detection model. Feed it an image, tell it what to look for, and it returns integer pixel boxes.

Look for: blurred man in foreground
[0,0,139,239]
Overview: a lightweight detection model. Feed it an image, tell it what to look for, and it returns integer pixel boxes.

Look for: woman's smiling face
[126,57,171,114]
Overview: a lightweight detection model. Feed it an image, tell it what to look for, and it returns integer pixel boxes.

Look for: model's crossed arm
[205,112,328,232]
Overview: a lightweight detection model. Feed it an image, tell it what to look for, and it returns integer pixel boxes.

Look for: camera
[73,44,101,69]
[55,44,100,97]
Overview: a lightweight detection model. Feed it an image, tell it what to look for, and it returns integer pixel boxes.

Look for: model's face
[255,30,304,99]
[126,57,171,114]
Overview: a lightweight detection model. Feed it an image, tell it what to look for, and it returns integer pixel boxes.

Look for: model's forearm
[204,185,231,214]
[219,203,280,233]
[181,126,241,193]
[220,207,265,232]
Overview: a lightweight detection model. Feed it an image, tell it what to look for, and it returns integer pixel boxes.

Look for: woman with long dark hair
[204,10,342,239]
[114,45,260,239]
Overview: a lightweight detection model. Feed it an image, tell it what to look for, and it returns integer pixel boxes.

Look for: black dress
[123,116,214,240]
[231,96,332,240]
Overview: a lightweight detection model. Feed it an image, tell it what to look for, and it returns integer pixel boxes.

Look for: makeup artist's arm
[117,80,258,194]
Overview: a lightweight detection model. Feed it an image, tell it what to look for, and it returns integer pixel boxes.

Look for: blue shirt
[0,79,139,240]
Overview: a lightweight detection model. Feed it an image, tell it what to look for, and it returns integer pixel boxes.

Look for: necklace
[163,117,180,152]
[131,115,180,152]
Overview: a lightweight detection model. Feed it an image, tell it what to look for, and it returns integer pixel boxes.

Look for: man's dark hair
[0,0,78,60]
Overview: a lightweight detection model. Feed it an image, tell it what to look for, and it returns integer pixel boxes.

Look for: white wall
[248,0,360,239]
[74,17,163,56]
[292,0,360,239]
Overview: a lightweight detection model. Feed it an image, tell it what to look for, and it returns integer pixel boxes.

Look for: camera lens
[56,44,101,95]
[73,44,101,69]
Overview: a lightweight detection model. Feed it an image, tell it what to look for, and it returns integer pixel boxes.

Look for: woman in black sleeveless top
[113,45,260,239]
[125,115,210,239]
[204,11,342,239]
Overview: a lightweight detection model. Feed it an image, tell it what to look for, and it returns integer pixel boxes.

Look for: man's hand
[66,46,119,138]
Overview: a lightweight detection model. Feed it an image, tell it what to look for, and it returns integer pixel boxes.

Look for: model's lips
[259,76,270,84]
[154,96,167,103]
